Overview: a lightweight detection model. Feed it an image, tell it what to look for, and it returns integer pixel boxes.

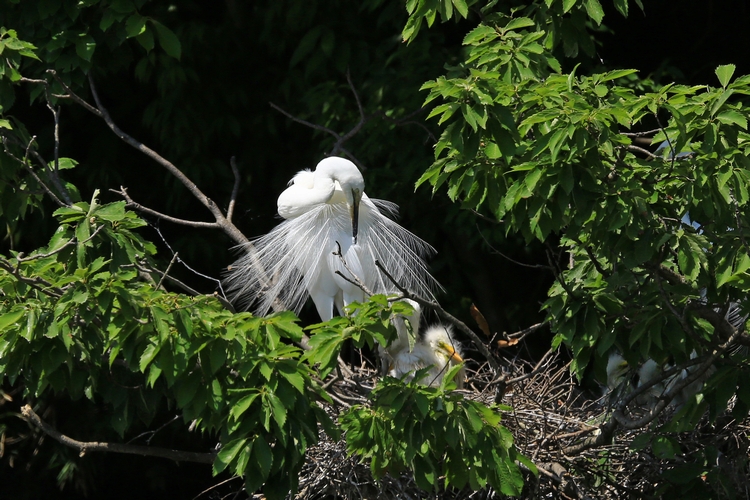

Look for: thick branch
[85,75,248,245]
[21,405,215,464]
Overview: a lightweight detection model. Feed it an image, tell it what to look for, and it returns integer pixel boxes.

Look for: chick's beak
[443,344,463,363]
[350,189,362,244]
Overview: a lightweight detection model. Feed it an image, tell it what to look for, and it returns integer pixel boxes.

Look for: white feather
[223,157,441,320]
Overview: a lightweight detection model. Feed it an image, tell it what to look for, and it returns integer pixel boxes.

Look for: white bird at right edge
[223,156,441,321]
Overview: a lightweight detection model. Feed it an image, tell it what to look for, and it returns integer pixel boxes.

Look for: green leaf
[452,0,468,18]
[125,14,147,38]
[150,20,182,59]
[139,342,161,372]
[214,438,248,475]
[230,392,259,421]
[584,0,605,25]
[463,25,497,45]
[716,110,747,129]
[505,17,535,31]
[0,309,25,332]
[613,0,628,16]
[75,35,96,62]
[252,435,273,479]
[715,64,736,88]
[652,435,680,459]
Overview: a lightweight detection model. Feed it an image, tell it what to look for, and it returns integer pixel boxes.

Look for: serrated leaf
[230,392,259,420]
[452,0,468,18]
[716,64,736,88]
[214,438,248,475]
[584,0,605,24]
[139,342,161,372]
[716,110,747,129]
[505,17,535,31]
[253,435,273,479]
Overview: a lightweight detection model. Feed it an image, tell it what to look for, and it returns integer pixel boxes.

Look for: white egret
[381,300,466,388]
[634,359,666,406]
[224,156,440,321]
[605,352,630,394]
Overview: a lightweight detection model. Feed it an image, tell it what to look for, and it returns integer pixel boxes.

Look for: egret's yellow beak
[350,189,362,244]
[440,342,463,363]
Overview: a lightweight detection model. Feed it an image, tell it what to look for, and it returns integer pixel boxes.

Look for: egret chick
[605,352,630,393]
[635,359,665,407]
[224,157,440,321]
[389,324,466,389]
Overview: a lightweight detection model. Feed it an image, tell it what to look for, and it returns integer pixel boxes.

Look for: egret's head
[316,156,365,243]
[424,325,463,364]
[606,352,629,390]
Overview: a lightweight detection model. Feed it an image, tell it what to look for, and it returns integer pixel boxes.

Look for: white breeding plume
[224,156,440,321]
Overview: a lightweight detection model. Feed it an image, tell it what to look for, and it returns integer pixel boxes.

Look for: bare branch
[109,187,221,229]
[157,252,179,290]
[620,128,661,137]
[476,226,550,269]
[18,75,73,205]
[333,241,374,296]
[227,156,241,223]
[335,71,366,148]
[1,136,65,207]
[21,404,215,464]
[16,224,105,263]
[269,102,342,141]
[192,476,242,500]
[47,70,103,117]
[85,75,248,245]
[625,144,659,159]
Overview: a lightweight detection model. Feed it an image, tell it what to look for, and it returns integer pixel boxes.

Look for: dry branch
[21,405,215,464]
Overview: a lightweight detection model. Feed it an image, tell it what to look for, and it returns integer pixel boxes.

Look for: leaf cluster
[0,193,330,499]
[341,375,535,495]
[409,0,750,492]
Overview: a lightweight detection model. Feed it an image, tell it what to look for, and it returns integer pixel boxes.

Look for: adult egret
[382,300,466,388]
[224,156,440,321]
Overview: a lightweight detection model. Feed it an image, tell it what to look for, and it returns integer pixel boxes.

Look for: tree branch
[227,156,241,223]
[1,135,66,207]
[21,405,215,464]
[109,187,222,229]
[0,258,64,298]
